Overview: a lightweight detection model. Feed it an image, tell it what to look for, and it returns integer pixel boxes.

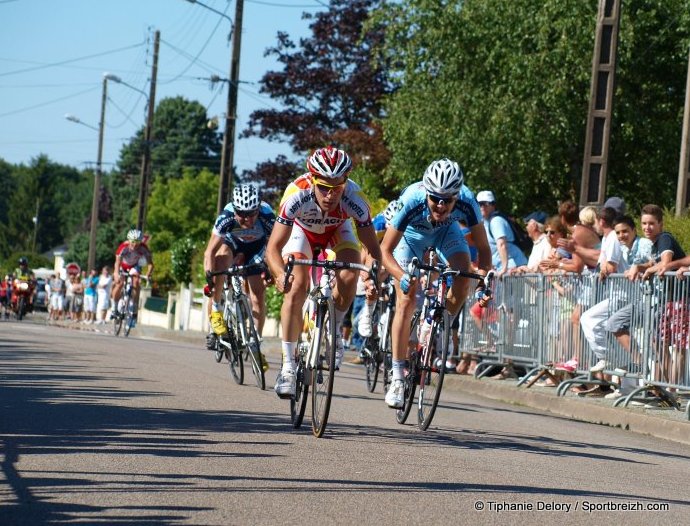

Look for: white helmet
[233,184,260,212]
[422,158,464,196]
[383,200,403,224]
[127,229,143,242]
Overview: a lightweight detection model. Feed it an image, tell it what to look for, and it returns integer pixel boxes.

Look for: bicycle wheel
[311,299,336,438]
[226,328,244,385]
[418,311,449,431]
[123,298,135,337]
[113,298,124,336]
[380,303,394,394]
[238,298,265,390]
[290,343,309,428]
[363,336,379,393]
[396,310,420,424]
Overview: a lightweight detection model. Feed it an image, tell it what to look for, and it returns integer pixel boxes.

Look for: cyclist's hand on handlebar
[276,272,293,294]
[205,270,214,289]
[261,271,275,286]
[399,272,415,294]
[474,281,492,308]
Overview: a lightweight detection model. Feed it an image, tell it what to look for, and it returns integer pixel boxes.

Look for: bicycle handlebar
[208,261,267,279]
[283,255,380,289]
[408,256,495,289]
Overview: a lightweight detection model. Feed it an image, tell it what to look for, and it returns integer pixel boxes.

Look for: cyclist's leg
[245,273,266,336]
[439,223,472,318]
[208,243,232,337]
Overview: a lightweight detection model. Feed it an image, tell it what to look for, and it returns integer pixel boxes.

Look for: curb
[443,374,690,447]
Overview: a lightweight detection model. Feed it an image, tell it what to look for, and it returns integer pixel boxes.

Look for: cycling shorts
[393,222,469,270]
[222,238,266,276]
[281,219,359,259]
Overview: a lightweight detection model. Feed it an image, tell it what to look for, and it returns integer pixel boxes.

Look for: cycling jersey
[116,242,152,270]
[372,212,387,242]
[213,201,275,255]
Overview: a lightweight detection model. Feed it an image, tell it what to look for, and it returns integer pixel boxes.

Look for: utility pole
[137,30,160,232]
[88,75,108,271]
[579,0,622,207]
[676,47,690,216]
[217,0,244,214]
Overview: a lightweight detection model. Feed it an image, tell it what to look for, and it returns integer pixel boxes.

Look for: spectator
[0,275,12,319]
[511,210,550,273]
[70,274,84,322]
[95,267,112,324]
[64,274,75,320]
[477,190,528,278]
[556,200,600,272]
[48,273,65,321]
[83,269,98,324]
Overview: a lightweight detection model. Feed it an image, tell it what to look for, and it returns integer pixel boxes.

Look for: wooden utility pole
[137,30,160,232]
[217,0,244,214]
[88,76,108,271]
[676,47,690,216]
[579,0,622,207]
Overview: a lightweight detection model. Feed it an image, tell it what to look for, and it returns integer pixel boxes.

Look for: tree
[376,0,690,214]
[241,0,394,199]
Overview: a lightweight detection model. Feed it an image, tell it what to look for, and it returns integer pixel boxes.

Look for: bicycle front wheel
[113,308,123,337]
[123,299,135,337]
[418,311,449,431]
[311,299,336,438]
[363,336,379,393]
[396,310,420,424]
[238,298,265,390]
[226,329,244,385]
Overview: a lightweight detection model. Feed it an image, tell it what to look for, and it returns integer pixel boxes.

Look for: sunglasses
[545,230,558,235]
[236,210,258,218]
[478,201,494,206]
[314,180,346,193]
[428,193,456,205]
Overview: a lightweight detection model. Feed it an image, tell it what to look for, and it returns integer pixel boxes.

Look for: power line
[0,86,99,118]
[0,42,145,79]
[246,0,325,7]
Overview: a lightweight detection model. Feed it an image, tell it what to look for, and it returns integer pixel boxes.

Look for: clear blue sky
[0,0,327,174]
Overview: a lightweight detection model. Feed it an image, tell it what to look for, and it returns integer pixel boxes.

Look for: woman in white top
[96,267,112,323]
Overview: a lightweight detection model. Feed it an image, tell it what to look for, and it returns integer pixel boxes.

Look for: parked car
[34,278,48,310]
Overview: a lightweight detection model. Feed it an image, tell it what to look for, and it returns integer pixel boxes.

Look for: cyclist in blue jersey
[203,184,276,359]
[380,159,492,408]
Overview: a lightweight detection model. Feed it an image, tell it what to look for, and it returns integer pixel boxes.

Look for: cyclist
[12,257,36,310]
[380,158,492,408]
[111,229,153,324]
[203,184,276,369]
[266,146,382,398]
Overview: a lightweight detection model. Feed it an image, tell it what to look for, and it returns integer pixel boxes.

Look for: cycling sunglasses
[313,178,347,192]
[427,193,456,205]
[236,209,258,218]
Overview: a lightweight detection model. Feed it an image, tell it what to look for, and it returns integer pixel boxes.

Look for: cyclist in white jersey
[266,146,382,398]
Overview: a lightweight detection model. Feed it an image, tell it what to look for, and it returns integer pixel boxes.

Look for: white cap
[476,190,496,203]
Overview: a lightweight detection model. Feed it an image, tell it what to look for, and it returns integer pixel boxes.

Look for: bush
[170,237,196,284]
[266,285,283,320]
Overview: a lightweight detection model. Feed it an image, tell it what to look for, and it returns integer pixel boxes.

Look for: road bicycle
[360,276,396,393]
[396,250,494,430]
[283,253,379,438]
[209,263,267,390]
[113,271,147,337]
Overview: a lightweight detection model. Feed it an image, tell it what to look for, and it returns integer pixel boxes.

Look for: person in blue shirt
[380,158,492,408]
[476,190,528,278]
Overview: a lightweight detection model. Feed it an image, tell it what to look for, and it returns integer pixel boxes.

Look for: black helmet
[18,257,28,266]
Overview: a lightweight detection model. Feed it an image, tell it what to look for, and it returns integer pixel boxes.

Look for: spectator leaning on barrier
[511,210,550,274]
[477,190,528,278]
[556,200,601,273]
[605,204,686,375]
[578,207,625,396]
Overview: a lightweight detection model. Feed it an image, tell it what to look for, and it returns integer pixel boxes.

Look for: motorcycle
[11,278,35,321]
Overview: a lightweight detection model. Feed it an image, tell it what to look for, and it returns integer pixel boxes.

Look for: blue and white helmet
[383,200,402,224]
[127,229,143,242]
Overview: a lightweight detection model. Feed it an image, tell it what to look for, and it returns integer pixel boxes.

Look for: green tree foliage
[376,0,690,214]
[117,96,222,186]
[170,237,196,285]
[146,167,218,253]
[241,0,393,199]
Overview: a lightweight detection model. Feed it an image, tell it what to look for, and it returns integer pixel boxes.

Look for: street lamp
[105,62,158,233]
[185,0,244,214]
[65,72,110,272]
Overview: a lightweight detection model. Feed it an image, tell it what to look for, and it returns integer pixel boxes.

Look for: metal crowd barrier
[456,271,690,417]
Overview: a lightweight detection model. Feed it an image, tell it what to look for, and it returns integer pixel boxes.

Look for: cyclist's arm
[266,222,293,291]
[380,226,406,282]
[356,224,382,265]
[203,233,225,275]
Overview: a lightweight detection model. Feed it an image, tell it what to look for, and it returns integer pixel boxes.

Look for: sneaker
[644,400,675,410]
[334,337,345,369]
[589,359,608,373]
[210,311,228,336]
[604,389,623,400]
[385,379,405,408]
[205,332,217,350]
[357,305,373,337]
[613,363,641,376]
[274,370,296,398]
[348,355,365,365]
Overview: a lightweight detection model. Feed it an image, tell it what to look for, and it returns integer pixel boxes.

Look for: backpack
[487,211,532,256]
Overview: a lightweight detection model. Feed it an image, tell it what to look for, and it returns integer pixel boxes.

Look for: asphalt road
[2,320,690,525]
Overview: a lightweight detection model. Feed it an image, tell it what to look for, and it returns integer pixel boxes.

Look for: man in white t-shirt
[580,206,626,381]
